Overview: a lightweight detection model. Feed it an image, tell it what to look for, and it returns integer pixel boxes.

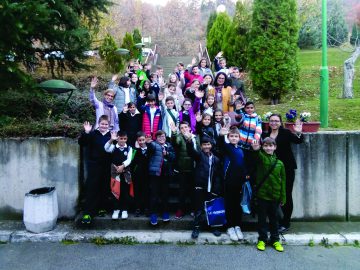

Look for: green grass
[250,48,360,130]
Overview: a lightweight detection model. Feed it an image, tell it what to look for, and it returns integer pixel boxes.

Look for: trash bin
[23,187,59,233]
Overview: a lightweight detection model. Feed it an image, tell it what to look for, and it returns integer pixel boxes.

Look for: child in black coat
[119,102,142,147]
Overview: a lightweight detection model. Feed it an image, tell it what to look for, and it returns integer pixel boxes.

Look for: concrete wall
[0,132,359,221]
[0,138,79,219]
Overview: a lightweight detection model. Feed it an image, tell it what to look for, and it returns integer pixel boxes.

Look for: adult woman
[208,72,233,113]
[109,75,136,116]
[262,114,303,232]
[89,76,119,131]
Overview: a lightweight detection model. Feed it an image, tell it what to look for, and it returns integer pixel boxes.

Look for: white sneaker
[234,226,244,240]
[112,210,120,220]
[121,210,128,220]
[227,227,238,241]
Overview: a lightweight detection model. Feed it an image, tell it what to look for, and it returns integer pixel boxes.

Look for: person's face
[201,142,212,153]
[200,60,207,68]
[129,105,136,114]
[262,143,276,155]
[148,100,156,108]
[117,136,127,146]
[214,112,223,122]
[232,69,240,78]
[235,102,243,110]
[157,69,163,76]
[207,96,214,105]
[217,75,226,85]
[177,64,184,71]
[156,134,166,145]
[133,64,139,71]
[202,116,211,126]
[143,81,150,89]
[228,133,240,145]
[166,100,174,109]
[126,79,131,87]
[192,81,200,90]
[131,74,138,83]
[204,76,212,85]
[98,120,109,133]
[269,115,281,130]
[192,66,199,75]
[104,91,115,103]
[137,136,146,148]
[170,74,177,83]
[179,124,190,135]
[183,101,192,111]
[168,86,175,93]
[219,60,226,68]
[244,104,255,114]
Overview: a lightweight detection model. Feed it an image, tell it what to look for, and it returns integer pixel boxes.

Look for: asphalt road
[1,242,359,270]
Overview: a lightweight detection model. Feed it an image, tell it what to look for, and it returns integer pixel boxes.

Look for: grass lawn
[251,48,360,130]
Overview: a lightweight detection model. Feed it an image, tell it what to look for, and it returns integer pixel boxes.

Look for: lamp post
[320,0,329,128]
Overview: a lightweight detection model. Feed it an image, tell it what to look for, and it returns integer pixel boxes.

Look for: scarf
[102,98,116,129]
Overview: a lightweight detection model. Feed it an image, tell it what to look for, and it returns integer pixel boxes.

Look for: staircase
[157,56,194,77]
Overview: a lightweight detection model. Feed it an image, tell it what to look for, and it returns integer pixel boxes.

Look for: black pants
[177,171,194,212]
[83,160,111,216]
[193,188,216,228]
[133,172,149,211]
[280,168,295,228]
[224,183,243,228]
[149,175,170,214]
[257,198,280,243]
[112,180,131,211]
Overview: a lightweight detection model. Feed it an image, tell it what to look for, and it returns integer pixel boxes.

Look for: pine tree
[121,32,137,61]
[248,0,299,103]
[207,12,231,59]
[132,28,143,61]
[327,0,348,47]
[350,24,360,46]
[206,12,218,39]
[99,34,124,74]
[222,1,252,69]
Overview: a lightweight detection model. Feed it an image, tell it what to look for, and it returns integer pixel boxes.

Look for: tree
[99,34,124,74]
[327,0,348,47]
[207,12,232,59]
[206,12,218,39]
[0,0,111,88]
[222,1,252,69]
[350,23,360,46]
[132,28,142,61]
[248,0,299,104]
[121,32,137,61]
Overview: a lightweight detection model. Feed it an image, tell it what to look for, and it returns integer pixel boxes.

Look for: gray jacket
[108,81,136,112]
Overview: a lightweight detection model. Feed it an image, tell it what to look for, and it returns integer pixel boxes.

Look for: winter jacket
[252,150,286,204]
[196,122,216,145]
[184,70,203,89]
[147,141,176,176]
[78,130,111,162]
[238,112,262,150]
[161,103,179,138]
[171,132,200,172]
[186,141,223,195]
[119,110,142,146]
[137,97,162,140]
[179,97,201,133]
[108,81,136,112]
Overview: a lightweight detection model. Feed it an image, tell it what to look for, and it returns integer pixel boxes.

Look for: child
[179,91,202,134]
[213,51,229,75]
[160,95,180,139]
[104,131,134,220]
[218,126,247,241]
[201,94,216,116]
[119,102,142,147]
[149,73,161,99]
[147,130,176,225]
[196,112,216,146]
[186,136,223,239]
[89,77,119,131]
[213,109,224,140]
[137,94,162,140]
[251,138,286,252]
[78,116,112,224]
[132,131,150,217]
[170,121,200,219]
[238,101,262,150]
[164,83,184,111]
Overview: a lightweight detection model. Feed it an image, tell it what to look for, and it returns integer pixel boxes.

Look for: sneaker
[234,226,244,240]
[278,226,289,233]
[175,209,184,220]
[191,227,200,239]
[135,209,141,217]
[81,214,91,224]
[273,241,284,252]
[150,214,158,226]
[98,209,107,217]
[121,210,128,220]
[257,240,266,251]
[162,212,170,222]
[227,227,238,241]
[212,229,221,237]
[112,210,120,220]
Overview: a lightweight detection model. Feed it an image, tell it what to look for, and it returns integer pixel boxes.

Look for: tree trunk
[343,46,360,98]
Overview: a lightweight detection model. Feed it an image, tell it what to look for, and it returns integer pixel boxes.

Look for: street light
[320,0,329,128]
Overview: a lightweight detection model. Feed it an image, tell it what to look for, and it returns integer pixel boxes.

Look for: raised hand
[110,131,118,141]
[191,57,197,65]
[251,140,261,151]
[231,88,236,96]
[158,92,164,101]
[90,76,98,88]
[123,105,129,113]
[169,122,177,133]
[145,135,152,143]
[203,102,209,109]
[219,127,229,136]
[83,121,92,133]
[139,91,146,99]
[216,51,223,58]
[195,89,204,99]
[111,74,118,82]
[196,111,202,122]
[294,119,303,133]
[223,114,231,129]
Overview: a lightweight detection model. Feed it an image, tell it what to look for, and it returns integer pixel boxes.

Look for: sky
[141,0,170,6]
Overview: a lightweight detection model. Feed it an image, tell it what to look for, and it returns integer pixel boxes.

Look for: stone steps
[157,56,194,77]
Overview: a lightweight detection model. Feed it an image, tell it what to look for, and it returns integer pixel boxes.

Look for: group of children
[79,54,287,252]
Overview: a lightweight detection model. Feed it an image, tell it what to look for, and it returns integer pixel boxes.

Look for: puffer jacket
[171,132,199,172]
[108,81,136,112]
[147,141,175,176]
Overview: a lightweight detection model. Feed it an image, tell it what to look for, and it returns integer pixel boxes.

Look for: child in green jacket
[252,137,286,252]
